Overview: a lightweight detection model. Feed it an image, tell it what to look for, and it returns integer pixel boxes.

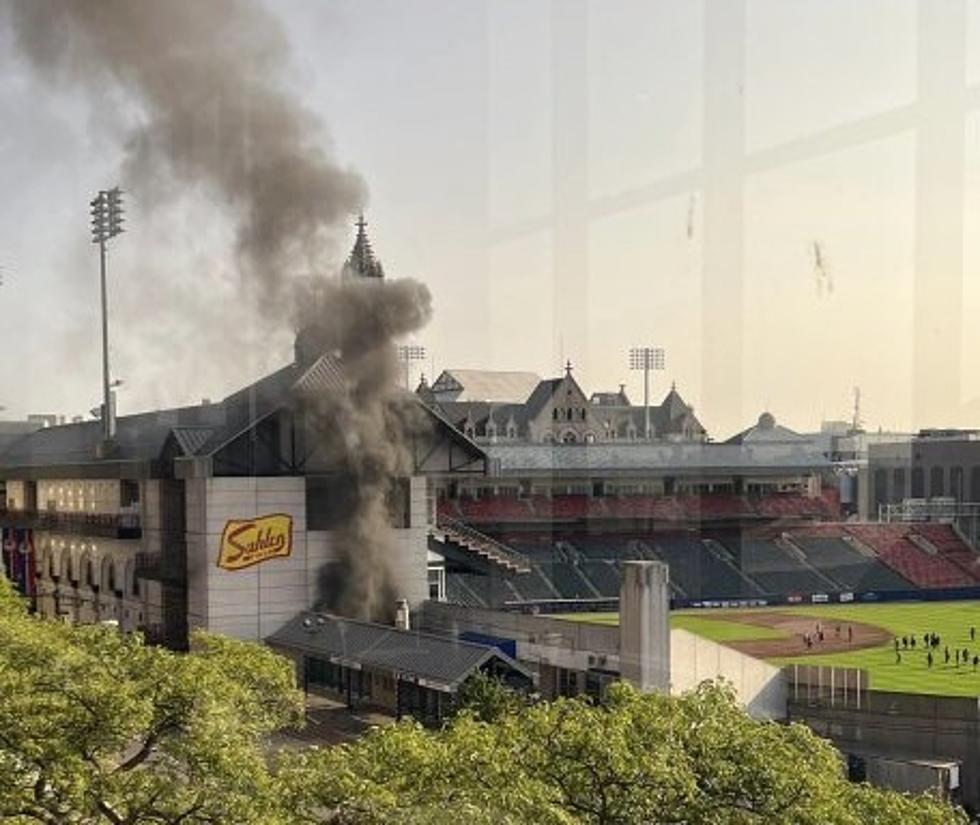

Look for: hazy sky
[2,0,980,438]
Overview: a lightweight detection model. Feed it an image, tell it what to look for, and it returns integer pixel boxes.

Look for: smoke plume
[5,0,433,619]
[297,278,432,620]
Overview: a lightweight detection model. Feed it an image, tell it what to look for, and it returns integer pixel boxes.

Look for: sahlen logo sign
[217,514,293,571]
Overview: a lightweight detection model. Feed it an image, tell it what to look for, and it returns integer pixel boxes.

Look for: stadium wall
[789,690,980,811]
[670,627,786,719]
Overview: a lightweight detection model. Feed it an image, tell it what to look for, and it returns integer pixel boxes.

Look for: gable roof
[525,378,565,419]
[432,369,542,404]
[725,412,806,445]
[267,612,529,691]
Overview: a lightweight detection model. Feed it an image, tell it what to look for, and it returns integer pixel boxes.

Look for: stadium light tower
[629,346,665,440]
[397,344,426,391]
[90,187,124,443]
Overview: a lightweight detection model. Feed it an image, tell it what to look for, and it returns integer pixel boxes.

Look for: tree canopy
[0,578,967,824]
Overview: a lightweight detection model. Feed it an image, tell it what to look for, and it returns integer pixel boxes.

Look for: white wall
[186,476,308,641]
[670,627,787,720]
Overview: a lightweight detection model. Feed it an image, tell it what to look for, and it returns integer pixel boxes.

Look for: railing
[434,517,531,573]
[0,508,142,539]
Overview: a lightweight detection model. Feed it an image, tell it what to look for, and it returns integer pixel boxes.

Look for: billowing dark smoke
[5,0,433,619]
[4,0,364,315]
[298,278,432,620]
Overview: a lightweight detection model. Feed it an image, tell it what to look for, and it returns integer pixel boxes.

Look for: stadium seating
[726,538,831,595]
[847,525,974,589]
[578,559,621,597]
[911,524,980,583]
[442,520,980,608]
[646,534,758,599]
[440,490,842,526]
[795,536,912,591]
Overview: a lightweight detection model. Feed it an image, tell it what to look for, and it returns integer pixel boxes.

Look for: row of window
[873,465,980,504]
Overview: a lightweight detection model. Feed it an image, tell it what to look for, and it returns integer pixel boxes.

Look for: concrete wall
[186,475,430,641]
[670,628,786,719]
[422,602,785,718]
[186,476,308,640]
[789,690,980,811]
[421,601,621,678]
[619,562,670,692]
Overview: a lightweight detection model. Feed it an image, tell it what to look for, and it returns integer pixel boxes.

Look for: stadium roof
[432,369,542,404]
[267,612,530,692]
[484,442,830,476]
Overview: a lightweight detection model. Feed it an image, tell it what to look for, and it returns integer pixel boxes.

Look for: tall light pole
[90,188,124,443]
[397,344,427,391]
[629,346,665,440]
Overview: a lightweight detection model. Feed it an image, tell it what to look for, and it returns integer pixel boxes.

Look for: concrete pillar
[619,561,670,693]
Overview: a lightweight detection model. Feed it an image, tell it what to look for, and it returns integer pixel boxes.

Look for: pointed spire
[343,213,385,281]
[565,359,573,377]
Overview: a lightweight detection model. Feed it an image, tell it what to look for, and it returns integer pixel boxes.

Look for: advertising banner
[217,514,293,571]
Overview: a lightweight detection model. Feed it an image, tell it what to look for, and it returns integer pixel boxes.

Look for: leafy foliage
[0,577,303,824]
[281,681,965,825]
[0,578,967,824]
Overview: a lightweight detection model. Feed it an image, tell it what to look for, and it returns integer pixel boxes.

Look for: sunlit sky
[2,0,980,438]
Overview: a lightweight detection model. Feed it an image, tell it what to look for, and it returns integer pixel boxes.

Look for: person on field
[896,650,902,664]
[971,626,976,642]
[847,625,853,643]
[927,651,933,668]
[974,655,978,671]
[945,647,950,664]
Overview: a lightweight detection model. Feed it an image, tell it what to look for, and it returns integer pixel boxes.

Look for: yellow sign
[217,513,293,571]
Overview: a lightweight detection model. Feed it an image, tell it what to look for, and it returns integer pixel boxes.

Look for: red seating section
[847,524,975,588]
[911,523,980,583]
[439,492,839,524]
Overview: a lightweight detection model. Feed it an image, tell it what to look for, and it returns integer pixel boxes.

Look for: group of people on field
[893,625,978,669]
[801,621,853,650]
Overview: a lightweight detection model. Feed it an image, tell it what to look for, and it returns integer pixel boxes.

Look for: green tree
[0,578,303,824]
[0,578,967,824]
[451,671,527,723]
[281,681,965,825]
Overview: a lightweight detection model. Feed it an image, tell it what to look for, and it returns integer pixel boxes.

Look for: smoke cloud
[5,0,433,620]
[298,278,432,620]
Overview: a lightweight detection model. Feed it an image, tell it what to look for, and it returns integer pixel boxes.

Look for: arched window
[873,469,887,509]
[972,466,980,502]
[892,468,906,500]
[507,426,516,439]
[580,409,586,421]
[911,467,925,497]
[930,466,944,498]
[951,466,964,500]
[553,409,559,421]
[566,408,573,421]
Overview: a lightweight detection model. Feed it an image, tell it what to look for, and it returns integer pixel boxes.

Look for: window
[950,466,964,500]
[892,468,906,500]
[930,466,944,498]
[120,480,140,508]
[553,409,558,421]
[972,467,980,502]
[911,467,925,498]
[873,469,887,509]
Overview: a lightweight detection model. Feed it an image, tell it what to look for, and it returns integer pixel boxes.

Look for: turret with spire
[342,214,385,281]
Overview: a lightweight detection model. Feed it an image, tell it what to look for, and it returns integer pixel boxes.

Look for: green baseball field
[565,601,980,697]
